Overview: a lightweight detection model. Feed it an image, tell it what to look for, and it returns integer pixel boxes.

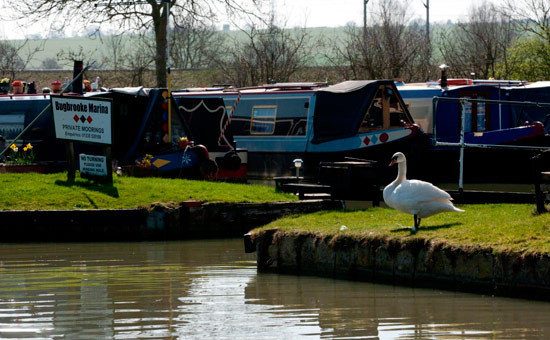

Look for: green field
[6,25,450,70]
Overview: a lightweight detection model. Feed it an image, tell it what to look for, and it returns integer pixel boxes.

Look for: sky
[266,0,490,28]
[0,0,505,40]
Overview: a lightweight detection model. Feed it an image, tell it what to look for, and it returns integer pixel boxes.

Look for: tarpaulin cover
[507,83,550,134]
[311,80,390,144]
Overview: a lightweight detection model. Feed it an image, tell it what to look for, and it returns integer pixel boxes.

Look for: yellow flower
[23,146,28,152]
[9,144,18,152]
[26,143,32,150]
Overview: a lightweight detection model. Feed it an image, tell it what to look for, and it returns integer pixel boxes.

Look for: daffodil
[26,143,32,150]
[9,144,18,152]
[23,146,28,152]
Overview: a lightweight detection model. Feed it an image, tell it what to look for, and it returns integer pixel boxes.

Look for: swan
[383,152,464,231]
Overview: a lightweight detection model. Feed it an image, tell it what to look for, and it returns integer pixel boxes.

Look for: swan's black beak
[389,157,397,167]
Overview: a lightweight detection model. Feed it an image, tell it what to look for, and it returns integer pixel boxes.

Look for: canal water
[0,239,548,339]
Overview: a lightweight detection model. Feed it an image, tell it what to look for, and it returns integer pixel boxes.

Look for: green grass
[0,172,297,210]
[256,204,550,253]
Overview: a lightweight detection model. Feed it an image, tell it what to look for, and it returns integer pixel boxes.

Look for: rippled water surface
[0,240,548,339]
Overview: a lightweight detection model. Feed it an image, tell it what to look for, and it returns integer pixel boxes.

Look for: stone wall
[0,200,342,242]
[252,230,550,300]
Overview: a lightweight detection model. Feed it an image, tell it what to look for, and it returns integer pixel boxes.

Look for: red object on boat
[437,78,473,86]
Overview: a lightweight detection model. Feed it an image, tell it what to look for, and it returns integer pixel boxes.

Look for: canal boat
[397,80,550,183]
[0,88,247,181]
[397,80,547,147]
[173,80,428,179]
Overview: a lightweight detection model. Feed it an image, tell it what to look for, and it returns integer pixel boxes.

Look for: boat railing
[432,96,550,192]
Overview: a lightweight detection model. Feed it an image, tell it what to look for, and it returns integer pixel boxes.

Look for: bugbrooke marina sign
[51,96,112,145]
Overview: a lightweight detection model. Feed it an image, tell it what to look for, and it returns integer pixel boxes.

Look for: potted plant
[0,143,45,173]
[51,81,62,93]
[11,80,24,94]
[0,78,9,94]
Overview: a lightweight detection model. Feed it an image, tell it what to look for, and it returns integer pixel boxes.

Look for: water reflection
[0,240,547,339]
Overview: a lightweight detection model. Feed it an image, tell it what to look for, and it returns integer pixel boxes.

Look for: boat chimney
[72,60,84,94]
[439,64,449,89]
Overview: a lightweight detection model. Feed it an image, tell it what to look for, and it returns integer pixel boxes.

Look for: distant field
[6,25,449,70]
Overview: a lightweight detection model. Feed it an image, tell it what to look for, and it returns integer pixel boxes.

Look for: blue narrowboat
[397,80,550,182]
[173,80,428,179]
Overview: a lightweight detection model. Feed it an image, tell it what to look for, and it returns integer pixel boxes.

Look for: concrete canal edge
[248,229,550,300]
[0,200,342,242]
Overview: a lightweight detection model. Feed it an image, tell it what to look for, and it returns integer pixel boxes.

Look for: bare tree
[214,22,314,87]
[438,1,515,79]
[0,39,44,81]
[326,0,427,82]
[56,46,103,70]
[120,35,156,86]
[502,0,550,43]
[171,18,223,69]
[2,0,262,87]
[102,34,127,72]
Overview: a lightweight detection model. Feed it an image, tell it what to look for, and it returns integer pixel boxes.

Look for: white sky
[0,0,505,39]
[266,0,489,28]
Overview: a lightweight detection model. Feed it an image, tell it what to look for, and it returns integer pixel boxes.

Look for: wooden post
[66,142,75,183]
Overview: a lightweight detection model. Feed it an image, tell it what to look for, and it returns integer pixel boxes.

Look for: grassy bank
[0,172,297,210]
[255,204,550,253]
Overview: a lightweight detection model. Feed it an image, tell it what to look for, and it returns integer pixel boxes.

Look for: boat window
[0,113,25,140]
[387,87,412,127]
[359,85,411,132]
[251,106,276,134]
[361,91,383,131]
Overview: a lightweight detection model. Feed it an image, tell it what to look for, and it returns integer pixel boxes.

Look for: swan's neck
[396,161,407,183]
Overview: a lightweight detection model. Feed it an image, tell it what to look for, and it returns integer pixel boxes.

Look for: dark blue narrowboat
[398,80,550,183]
[0,88,246,181]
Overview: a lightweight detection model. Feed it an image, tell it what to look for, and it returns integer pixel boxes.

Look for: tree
[41,58,61,70]
[120,36,156,86]
[56,46,103,70]
[3,0,262,87]
[102,34,127,72]
[214,22,314,87]
[326,0,427,82]
[499,39,550,81]
[503,0,550,43]
[171,18,223,69]
[500,0,550,79]
[438,1,516,79]
[0,39,43,81]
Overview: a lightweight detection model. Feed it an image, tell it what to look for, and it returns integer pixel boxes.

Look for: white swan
[383,152,464,231]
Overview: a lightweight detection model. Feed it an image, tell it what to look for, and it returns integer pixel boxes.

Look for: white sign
[79,154,108,176]
[52,96,112,144]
